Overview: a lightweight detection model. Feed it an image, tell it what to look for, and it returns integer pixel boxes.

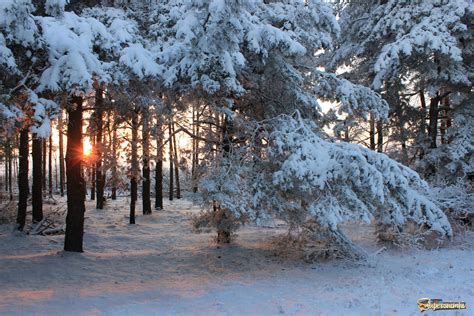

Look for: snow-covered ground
[0,197,473,315]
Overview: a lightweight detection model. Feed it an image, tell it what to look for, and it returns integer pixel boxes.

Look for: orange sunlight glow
[83,138,93,157]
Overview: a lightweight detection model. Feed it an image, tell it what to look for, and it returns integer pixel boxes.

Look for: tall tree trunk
[215,114,233,244]
[428,95,440,149]
[48,132,53,198]
[111,121,117,200]
[172,122,181,199]
[419,90,427,136]
[55,156,58,192]
[58,108,65,197]
[95,86,104,209]
[154,117,163,210]
[168,122,174,201]
[42,138,46,189]
[91,165,95,200]
[90,136,95,201]
[3,146,7,193]
[142,108,152,215]
[376,120,383,153]
[7,140,13,200]
[440,96,450,145]
[418,90,427,159]
[17,128,29,231]
[191,106,198,193]
[32,135,43,222]
[369,113,376,150]
[64,95,86,252]
[13,141,18,186]
[130,110,138,224]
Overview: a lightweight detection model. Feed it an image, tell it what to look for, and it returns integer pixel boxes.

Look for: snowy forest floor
[0,196,473,316]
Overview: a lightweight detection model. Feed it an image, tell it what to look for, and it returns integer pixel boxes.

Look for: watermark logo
[417,298,467,313]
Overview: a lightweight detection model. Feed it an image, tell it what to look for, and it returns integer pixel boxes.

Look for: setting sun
[83,138,93,157]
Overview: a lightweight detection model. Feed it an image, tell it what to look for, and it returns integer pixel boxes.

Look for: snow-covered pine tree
[330,0,473,182]
[185,0,454,256]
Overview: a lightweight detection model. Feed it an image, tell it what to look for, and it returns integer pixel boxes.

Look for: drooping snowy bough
[200,113,452,259]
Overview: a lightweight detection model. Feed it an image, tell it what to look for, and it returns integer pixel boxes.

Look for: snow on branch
[201,113,452,257]
[312,71,389,120]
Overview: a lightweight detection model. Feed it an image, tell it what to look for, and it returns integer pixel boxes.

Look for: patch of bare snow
[0,197,473,315]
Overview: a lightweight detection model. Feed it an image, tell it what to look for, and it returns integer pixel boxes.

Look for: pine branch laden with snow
[332,0,472,91]
[157,0,339,97]
[36,12,113,92]
[27,90,58,138]
[0,0,38,71]
[201,114,452,258]
[311,70,389,120]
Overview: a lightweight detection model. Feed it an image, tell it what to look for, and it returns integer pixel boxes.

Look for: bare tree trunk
[419,90,427,136]
[154,117,163,210]
[17,128,29,231]
[191,105,198,193]
[55,156,58,192]
[428,95,440,149]
[90,136,95,201]
[130,110,139,224]
[42,138,46,190]
[440,96,450,145]
[142,108,152,215]
[168,121,173,201]
[215,114,233,244]
[7,140,13,200]
[48,132,53,198]
[376,120,383,153]
[369,113,376,150]
[111,121,117,200]
[32,135,43,222]
[64,95,86,252]
[3,147,7,193]
[418,90,427,159]
[95,86,104,209]
[59,107,65,197]
[172,122,181,199]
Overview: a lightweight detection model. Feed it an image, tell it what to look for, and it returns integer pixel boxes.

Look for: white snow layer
[0,197,472,315]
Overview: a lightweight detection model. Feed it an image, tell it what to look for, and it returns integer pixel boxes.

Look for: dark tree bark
[90,135,95,201]
[419,90,427,136]
[154,117,163,210]
[3,146,7,193]
[142,109,152,215]
[376,119,383,153]
[58,107,65,197]
[55,156,58,191]
[369,112,376,150]
[428,95,440,149]
[191,106,199,193]
[418,90,427,159]
[95,86,104,209]
[90,165,95,200]
[17,128,29,231]
[42,138,46,189]
[111,121,118,200]
[32,136,43,222]
[172,122,181,199]
[168,122,173,201]
[7,141,13,201]
[440,96,450,145]
[130,110,139,224]
[215,114,234,244]
[48,132,53,198]
[64,95,86,252]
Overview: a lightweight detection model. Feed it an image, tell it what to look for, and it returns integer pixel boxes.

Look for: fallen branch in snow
[27,204,66,236]
[373,246,386,255]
